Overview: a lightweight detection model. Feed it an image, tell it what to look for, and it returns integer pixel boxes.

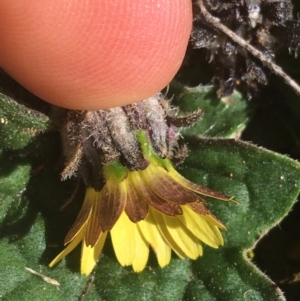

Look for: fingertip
[0,0,192,109]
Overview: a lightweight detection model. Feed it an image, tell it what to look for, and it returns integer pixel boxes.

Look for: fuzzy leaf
[169,82,254,138]
[2,135,296,300]
[85,138,300,301]
[0,92,52,150]
[0,138,97,300]
[1,76,299,300]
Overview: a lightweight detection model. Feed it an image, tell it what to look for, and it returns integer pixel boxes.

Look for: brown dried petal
[64,193,93,244]
[171,170,232,201]
[188,201,210,215]
[144,167,197,205]
[85,193,104,246]
[97,182,126,232]
[125,181,149,222]
[131,171,182,216]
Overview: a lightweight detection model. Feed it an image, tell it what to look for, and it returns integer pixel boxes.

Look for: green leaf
[1,76,299,300]
[0,139,93,300]
[169,82,254,138]
[0,92,52,150]
[1,137,295,300]
[180,138,300,300]
[82,138,299,301]
[0,214,93,301]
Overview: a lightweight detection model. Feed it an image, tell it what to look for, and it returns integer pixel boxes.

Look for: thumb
[0,0,192,110]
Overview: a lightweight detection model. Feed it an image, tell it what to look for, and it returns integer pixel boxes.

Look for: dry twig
[197,0,300,96]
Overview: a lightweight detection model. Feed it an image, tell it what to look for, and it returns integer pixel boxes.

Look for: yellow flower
[49,131,232,275]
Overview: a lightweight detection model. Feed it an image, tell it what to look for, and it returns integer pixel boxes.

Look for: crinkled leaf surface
[0,132,94,300]
[0,92,52,150]
[86,138,300,301]
[1,83,300,300]
[169,82,254,138]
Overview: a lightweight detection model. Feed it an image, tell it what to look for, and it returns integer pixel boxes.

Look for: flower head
[49,131,232,275]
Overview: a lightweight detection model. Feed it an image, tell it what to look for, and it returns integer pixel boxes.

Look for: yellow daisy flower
[49,131,232,275]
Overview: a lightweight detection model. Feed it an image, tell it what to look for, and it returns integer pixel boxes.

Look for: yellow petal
[188,202,226,230]
[137,209,171,268]
[151,209,186,259]
[81,232,108,276]
[202,215,224,245]
[64,188,94,244]
[110,211,135,267]
[49,225,86,268]
[161,212,203,259]
[132,224,149,272]
[178,205,224,248]
[201,214,226,230]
